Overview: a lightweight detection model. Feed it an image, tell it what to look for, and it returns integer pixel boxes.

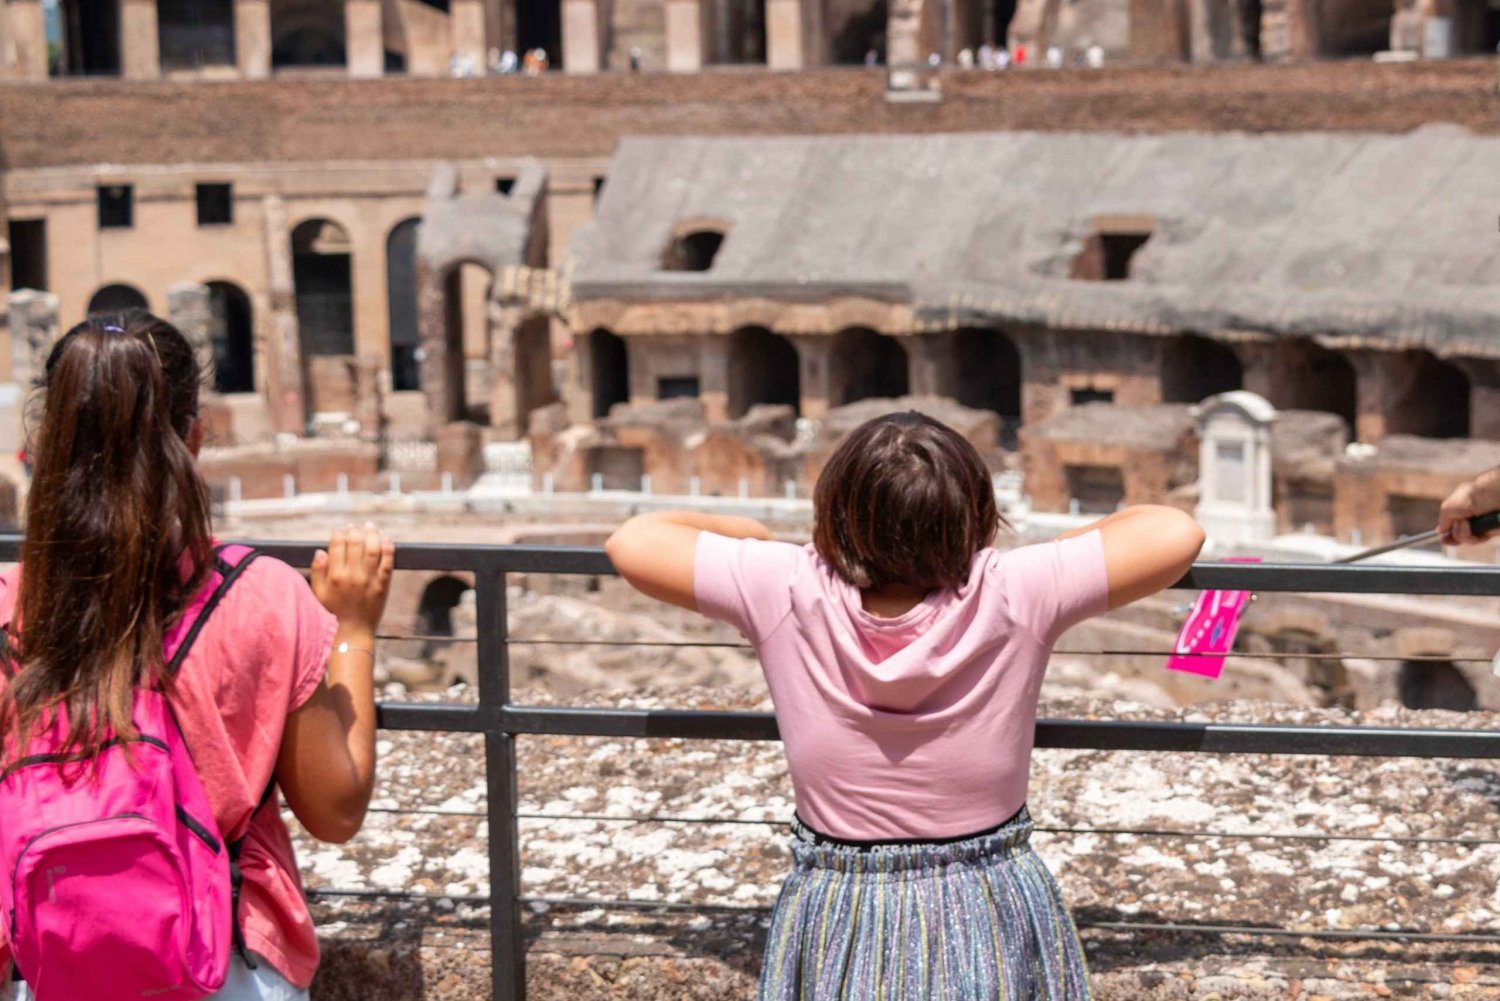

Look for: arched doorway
[271,0,347,67]
[829,0,887,62]
[1161,335,1243,404]
[831,328,908,406]
[716,0,767,62]
[1383,351,1469,440]
[590,329,630,420]
[516,0,562,68]
[661,230,725,272]
[1398,661,1478,712]
[727,328,800,418]
[951,328,1022,423]
[1263,340,1356,434]
[386,218,422,392]
[88,283,149,314]
[441,262,496,423]
[416,575,472,663]
[206,281,254,393]
[57,0,121,75]
[158,0,236,71]
[291,219,355,358]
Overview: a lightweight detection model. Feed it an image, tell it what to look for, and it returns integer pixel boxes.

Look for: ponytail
[1,309,213,763]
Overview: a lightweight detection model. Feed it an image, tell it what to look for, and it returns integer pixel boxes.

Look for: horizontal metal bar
[376,702,490,733]
[7,534,1498,595]
[502,705,1500,758]
[1076,920,1500,946]
[307,887,490,904]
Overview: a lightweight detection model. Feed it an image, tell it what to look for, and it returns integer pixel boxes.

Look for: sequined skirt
[758,806,1092,1000]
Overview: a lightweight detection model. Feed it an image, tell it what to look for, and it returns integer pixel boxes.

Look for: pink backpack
[0,544,265,1000]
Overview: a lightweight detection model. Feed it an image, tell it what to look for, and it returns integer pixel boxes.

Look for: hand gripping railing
[3,535,1500,998]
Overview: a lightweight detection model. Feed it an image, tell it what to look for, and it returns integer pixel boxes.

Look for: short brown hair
[813,411,1003,591]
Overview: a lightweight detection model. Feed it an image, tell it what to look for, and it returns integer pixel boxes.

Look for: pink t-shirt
[0,552,335,988]
[694,531,1108,841]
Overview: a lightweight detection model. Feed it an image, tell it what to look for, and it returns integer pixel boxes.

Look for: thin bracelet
[334,641,376,659]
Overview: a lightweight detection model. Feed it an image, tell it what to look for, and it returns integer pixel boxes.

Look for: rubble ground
[304,688,1500,999]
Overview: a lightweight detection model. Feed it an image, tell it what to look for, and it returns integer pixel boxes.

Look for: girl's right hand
[311,523,396,631]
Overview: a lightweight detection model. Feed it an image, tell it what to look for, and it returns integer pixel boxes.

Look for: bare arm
[1439,468,1500,546]
[277,524,395,844]
[1057,505,1206,610]
[604,511,773,611]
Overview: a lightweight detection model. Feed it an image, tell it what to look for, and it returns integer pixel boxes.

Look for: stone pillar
[765,0,805,67]
[355,352,386,438]
[790,335,831,419]
[5,290,59,453]
[436,420,484,489]
[562,0,603,72]
[5,0,49,80]
[346,0,385,78]
[1349,351,1392,445]
[417,263,462,436]
[451,0,488,73]
[665,0,705,70]
[488,305,522,438]
[1193,390,1277,546]
[698,335,730,423]
[905,333,955,397]
[262,196,307,435]
[167,282,216,392]
[120,0,161,79]
[235,0,271,78]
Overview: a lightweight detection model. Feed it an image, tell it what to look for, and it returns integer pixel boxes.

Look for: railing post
[475,567,525,1000]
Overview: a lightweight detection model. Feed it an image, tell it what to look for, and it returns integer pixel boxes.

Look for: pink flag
[1165,557,1261,678]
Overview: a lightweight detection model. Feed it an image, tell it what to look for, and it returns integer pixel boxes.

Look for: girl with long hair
[0,310,394,999]
[607,410,1205,999]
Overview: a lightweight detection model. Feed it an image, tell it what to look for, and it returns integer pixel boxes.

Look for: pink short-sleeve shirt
[0,551,336,988]
[694,531,1108,841]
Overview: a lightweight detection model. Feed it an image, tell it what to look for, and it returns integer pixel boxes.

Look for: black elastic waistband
[793,803,1029,851]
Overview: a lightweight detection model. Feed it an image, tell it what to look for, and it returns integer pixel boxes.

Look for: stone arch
[1398,660,1478,712]
[158,0,236,71]
[727,327,800,418]
[271,0,347,67]
[386,217,422,392]
[951,328,1021,424]
[1261,339,1356,434]
[290,218,355,358]
[417,575,472,639]
[1384,351,1469,440]
[1161,335,1244,404]
[590,329,630,419]
[58,0,121,75]
[206,280,254,393]
[661,227,727,272]
[831,328,908,406]
[87,283,149,314]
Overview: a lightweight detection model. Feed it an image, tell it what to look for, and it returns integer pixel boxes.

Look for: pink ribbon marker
[1165,557,1261,678]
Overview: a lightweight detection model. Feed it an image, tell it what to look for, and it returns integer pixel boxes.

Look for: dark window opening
[993,0,1017,44]
[727,328,800,418]
[951,329,1022,446]
[496,177,516,195]
[1161,335,1243,404]
[516,0,562,68]
[593,178,606,203]
[271,0,347,68]
[831,328,908,406]
[58,0,122,76]
[590,329,630,419]
[658,376,700,400]
[830,0,888,63]
[415,0,450,9]
[7,220,47,292]
[1399,661,1478,712]
[207,281,255,393]
[1383,351,1470,440]
[196,183,233,226]
[384,49,407,73]
[1072,230,1152,281]
[98,185,134,229]
[417,576,471,637]
[1070,387,1115,406]
[158,0,235,71]
[386,219,422,392]
[661,231,725,272]
[291,220,355,357]
[1066,465,1125,514]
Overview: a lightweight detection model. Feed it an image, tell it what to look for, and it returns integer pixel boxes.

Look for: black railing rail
[3,535,1500,998]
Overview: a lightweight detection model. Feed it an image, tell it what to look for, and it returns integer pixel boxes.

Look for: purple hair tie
[102,324,125,333]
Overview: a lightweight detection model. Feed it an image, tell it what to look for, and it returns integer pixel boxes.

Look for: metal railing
[4,535,1500,997]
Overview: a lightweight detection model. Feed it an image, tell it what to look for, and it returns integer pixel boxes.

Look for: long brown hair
[813,411,1005,591]
[1,309,213,762]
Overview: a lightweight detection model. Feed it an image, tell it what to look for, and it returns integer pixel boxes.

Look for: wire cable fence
[6,537,1498,996]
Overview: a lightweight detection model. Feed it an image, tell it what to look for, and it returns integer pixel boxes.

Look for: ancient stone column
[262,196,307,435]
[488,304,522,439]
[905,333,955,397]
[355,352,387,439]
[346,0,384,78]
[562,0,603,72]
[167,282,216,391]
[697,334,730,423]
[417,262,461,436]
[5,290,58,453]
[436,420,484,489]
[450,0,488,73]
[1453,358,1500,441]
[765,0,805,67]
[120,0,162,79]
[235,0,272,78]
[4,0,48,80]
[665,0,705,70]
[1348,350,1392,445]
[789,335,831,419]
